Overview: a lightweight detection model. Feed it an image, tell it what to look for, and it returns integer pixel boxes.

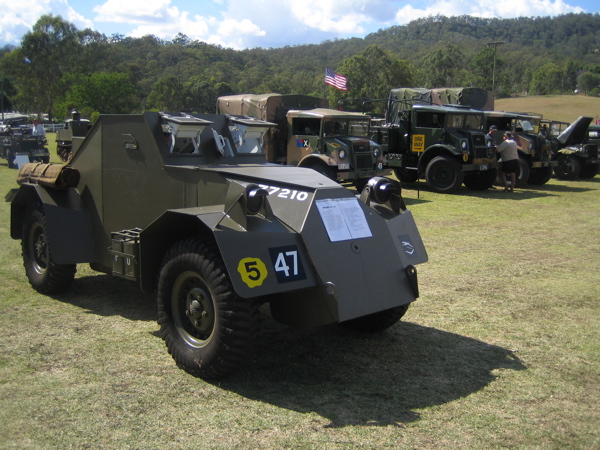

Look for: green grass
[0,136,598,448]
[495,94,600,124]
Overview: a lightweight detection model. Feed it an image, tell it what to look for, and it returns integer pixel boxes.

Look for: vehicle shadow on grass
[217,310,526,428]
[52,274,157,322]
[52,276,526,428]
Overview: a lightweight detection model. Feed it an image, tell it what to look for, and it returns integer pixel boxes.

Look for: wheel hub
[185,287,214,333]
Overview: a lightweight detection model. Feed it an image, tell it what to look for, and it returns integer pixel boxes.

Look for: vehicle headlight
[338,149,346,159]
[246,185,269,215]
[461,140,467,150]
[373,148,380,157]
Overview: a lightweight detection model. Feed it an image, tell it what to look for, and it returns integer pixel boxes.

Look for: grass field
[495,94,600,124]
[0,134,598,448]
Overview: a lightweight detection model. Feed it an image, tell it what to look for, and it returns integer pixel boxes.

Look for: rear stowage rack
[109,228,142,281]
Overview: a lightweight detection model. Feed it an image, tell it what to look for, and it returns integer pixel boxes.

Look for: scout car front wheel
[157,238,259,379]
[22,203,76,294]
[341,304,409,332]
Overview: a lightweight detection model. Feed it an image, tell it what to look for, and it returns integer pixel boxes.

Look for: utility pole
[486,41,505,96]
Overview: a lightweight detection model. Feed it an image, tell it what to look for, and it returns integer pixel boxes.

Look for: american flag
[325,68,347,91]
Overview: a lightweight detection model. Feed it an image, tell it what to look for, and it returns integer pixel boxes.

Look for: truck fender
[418,145,458,172]
[298,153,332,169]
[10,184,95,264]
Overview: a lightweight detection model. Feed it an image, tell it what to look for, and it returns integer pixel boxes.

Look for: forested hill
[1,13,599,120]
[365,14,600,61]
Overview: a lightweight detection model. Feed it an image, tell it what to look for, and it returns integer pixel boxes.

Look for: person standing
[486,125,497,151]
[496,131,519,192]
[32,118,46,137]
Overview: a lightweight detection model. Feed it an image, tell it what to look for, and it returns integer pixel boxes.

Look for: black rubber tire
[307,161,336,181]
[22,203,76,295]
[157,238,260,379]
[577,163,598,179]
[463,168,497,191]
[425,156,464,194]
[393,167,419,183]
[553,154,581,180]
[528,166,553,185]
[515,157,530,187]
[341,304,409,332]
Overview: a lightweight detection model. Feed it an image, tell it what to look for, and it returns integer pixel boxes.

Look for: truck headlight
[338,149,346,159]
[461,140,467,150]
[373,148,381,157]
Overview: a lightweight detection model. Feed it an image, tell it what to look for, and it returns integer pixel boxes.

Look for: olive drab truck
[216,93,389,189]
[369,88,497,194]
[483,110,559,186]
[552,118,598,180]
[6,111,428,380]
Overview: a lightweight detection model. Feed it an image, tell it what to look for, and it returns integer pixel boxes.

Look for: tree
[576,71,600,95]
[6,15,85,120]
[467,47,502,92]
[146,76,187,111]
[329,45,414,112]
[418,44,465,88]
[530,63,563,95]
[65,72,138,117]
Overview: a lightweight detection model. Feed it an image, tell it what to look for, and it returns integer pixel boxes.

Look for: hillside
[494,95,600,123]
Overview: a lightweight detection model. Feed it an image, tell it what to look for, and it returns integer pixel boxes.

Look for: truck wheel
[577,163,598,179]
[527,166,553,185]
[553,154,580,180]
[341,304,409,332]
[463,168,497,190]
[515,157,530,187]
[425,156,464,194]
[157,238,259,379]
[307,161,336,181]
[22,203,76,294]
[393,168,419,183]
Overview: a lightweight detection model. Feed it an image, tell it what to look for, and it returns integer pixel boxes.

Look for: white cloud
[394,0,585,24]
[0,0,94,45]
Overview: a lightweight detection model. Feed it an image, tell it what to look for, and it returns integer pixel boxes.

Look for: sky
[0,0,597,50]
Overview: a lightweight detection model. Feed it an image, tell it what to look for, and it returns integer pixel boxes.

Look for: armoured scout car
[216,93,389,189]
[6,112,428,379]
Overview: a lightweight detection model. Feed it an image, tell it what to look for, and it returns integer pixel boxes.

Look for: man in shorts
[496,131,519,192]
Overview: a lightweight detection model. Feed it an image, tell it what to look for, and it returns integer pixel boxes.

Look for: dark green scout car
[6,112,427,379]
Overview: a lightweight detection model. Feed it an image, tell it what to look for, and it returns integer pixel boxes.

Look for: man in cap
[486,125,497,151]
[495,131,519,192]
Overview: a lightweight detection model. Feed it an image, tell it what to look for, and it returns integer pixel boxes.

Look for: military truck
[0,125,50,168]
[482,111,558,186]
[6,111,427,379]
[216,93,389,189]
[369,98,497,193]
[55,110,92,162]
[552,119,599,179]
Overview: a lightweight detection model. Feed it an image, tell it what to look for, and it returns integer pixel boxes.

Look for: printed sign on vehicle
[237,245,307,288]
[297,138,309,147]
[412,134,425,152]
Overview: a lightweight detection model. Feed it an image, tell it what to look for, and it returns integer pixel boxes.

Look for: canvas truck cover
[386,87,494,123]
[216,93,329,122]
[430,88,494,110]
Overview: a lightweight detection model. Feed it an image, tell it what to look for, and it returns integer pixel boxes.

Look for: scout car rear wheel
[157,238,259,379]
[341,304,409,332]
[22,203,76,294]
[425,156,464,193]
